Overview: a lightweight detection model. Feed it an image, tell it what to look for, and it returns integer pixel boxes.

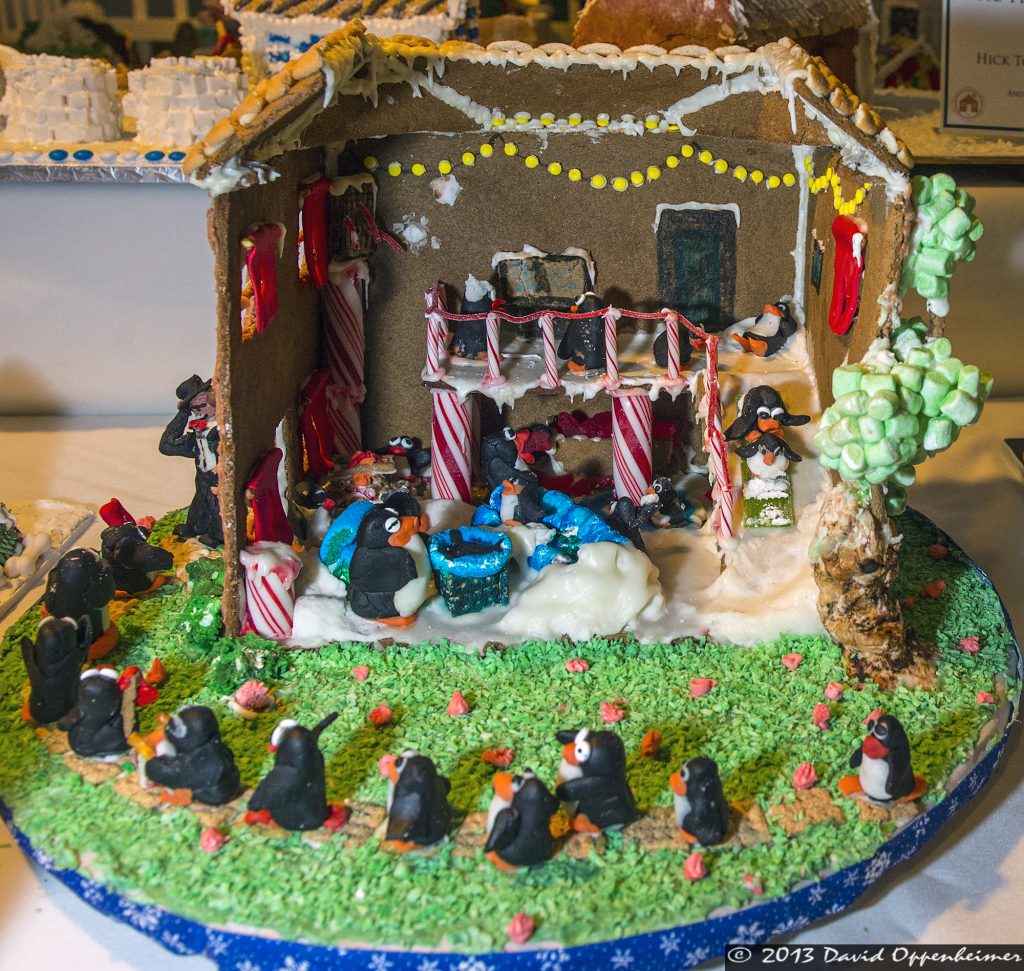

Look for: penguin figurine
[484,769,560,871]
[843,714,924,803]
[44,548,117,658]
[724,386,810,447]
[21,615,92,724]
[143,705,241,806]
[100,523,174,595]
[735,433,803,479]
[668,757,730,846]
[384,750,453,850]
[732,302,798,358]
[604,496,654,551]
[653,322,695,370]
[347,504,432,626]
[557,292,607,373]
[554,729,638,834]
[248,713,338,830]
[646,477,691,528]
[380,488,430,535]
[291,481,336,546]
[497,476,547,527]
[376,436,432,481]
[57,668,133,758]
[481,426,535,494]
[450,274,495,361]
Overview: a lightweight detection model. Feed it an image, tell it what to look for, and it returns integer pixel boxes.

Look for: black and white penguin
[653,322,695,370]
[849,714,917,803]
[57,668,132,758]
[44,548,116,655]
[724,386,810,445]
[384,751,453,850]
[646,477,690,528]
[554,728,638,834]
[732,302,797,358]
[668,757,730,846]
[604,496,654,551]
[484,769,560,870]
[557,292,607,373]
[291,481,336,546]
[496,476,547,527]
[481,426,535,494]
[375,436,433,481]
[379,488,430,535]
[450,274,495,361]
[735,433,803,478]
[347,505,431,626]
[21,615,91,724]
[100,523,174,595]
[248,713,338,830]
[144,705,241,806]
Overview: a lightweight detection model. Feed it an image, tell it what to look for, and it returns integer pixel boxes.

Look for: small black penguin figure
[735,433,803,479]
[376,436,433,480]
[484,769,560,870]
[732,301,797,358]
[604,496,654,551]
[144,706,241,805]
[384,751,453,850]
[554,728,638,834]
[100,523,174,595]
[450,274,495,360]
[724,386,810,445]
[480,427,536,494]
[653,323,695,370]
[668,757,730,846]
[45,549,116,655]
[847,714,919,803]
[248,713,338,830]
[380,488,430,534]
[496,476,547,527]
[647,477,690,528]
[557,292,607,372]
[57,668,132,758]
[347,504,431,626]
[291,481,336,546]
[21,615,92,724]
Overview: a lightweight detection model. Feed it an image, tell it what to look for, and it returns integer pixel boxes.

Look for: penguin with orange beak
[557,292,607,373]
[732,301,797,358]
[347,504,431,626]
[725,386,809,445]
[384,751,453,851]
[484,769,560,870]
[554,729,638,834]
[842,714,925,803]
[668,757,730,846]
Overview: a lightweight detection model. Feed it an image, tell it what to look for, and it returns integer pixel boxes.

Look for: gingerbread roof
[184,22,912,194]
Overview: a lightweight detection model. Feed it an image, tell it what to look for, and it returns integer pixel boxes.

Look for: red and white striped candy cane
[422,286,449,381]
[612,391,653,504]
[601,308,621,390]
[664,310,681,381]
[539,313,558,389]
[430,389,473,501]
[239,541,304,641]
[482,311,507,387]
[324,259,368,456]
[700,336,735,542]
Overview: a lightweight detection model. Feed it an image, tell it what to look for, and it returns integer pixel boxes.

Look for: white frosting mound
[499,541,665,641]
[124,56,246,147]
[0,53,119,143]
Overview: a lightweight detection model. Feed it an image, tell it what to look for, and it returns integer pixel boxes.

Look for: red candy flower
[448,690,471,716]
[565,658,590,673]
[199,827,227,853]
[793,762,817,790]
[601,702,624,723]
[368,704,392,728]
[483,748,514,768]
[689,678,716,698]
[781,653,803,670]
[684,851,707,881]
[351,666,370,682]
[958,636,981,654]
[921,581,946,599]
[812,703,831,731]
[506,912,536,945]
[927,545,949,559]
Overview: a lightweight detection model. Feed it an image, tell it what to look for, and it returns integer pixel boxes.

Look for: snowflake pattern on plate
[609,949,634,968]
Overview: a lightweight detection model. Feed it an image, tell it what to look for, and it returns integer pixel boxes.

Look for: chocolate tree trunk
[810,481,934,689]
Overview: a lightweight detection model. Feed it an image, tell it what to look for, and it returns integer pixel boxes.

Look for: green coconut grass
[0,511,1014,952]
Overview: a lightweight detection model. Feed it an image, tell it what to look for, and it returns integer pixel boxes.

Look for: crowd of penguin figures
[22,600,926,867]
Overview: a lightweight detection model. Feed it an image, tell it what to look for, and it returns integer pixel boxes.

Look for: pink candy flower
[812,703,831,731]
[958,636,981,654]
[977,692,996,705]
[927,544,949,559]
[683,851,707,882]
[378,753,397,779]
[368,704,392,728]
[506,912,536,945]
[199,827,227,854]
[233,680,274,712]
[482,748,514,768]
[921,580,946,599]
[601,702,625,723]
[743,872,764,896]
[689,678,716,698]
[351,666,370,682]
[781,653,803,670]
[448,690,471,716]
[793,761,818,790]
[565,658,590,673]
[824,682,844,701]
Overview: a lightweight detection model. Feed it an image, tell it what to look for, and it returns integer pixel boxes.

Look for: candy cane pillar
[431,389,473,502]
[611,391,653,505]
[323,258,368,459]
[239,541,304,641]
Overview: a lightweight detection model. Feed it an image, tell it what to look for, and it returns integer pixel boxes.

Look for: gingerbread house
[183,23,914,633]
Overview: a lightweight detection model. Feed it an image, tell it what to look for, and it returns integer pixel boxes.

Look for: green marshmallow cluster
[900,173,983,311]
[815,318,992,514]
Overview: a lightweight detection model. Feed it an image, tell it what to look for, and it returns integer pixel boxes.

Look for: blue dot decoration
[48,149,69,162]
[72,149,94,161]
[168,151,186,162]
[144,150,166,162]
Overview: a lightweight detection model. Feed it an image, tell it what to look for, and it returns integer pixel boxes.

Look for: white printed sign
[942,0,1024,135]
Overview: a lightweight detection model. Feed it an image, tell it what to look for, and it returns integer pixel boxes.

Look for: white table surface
[0,406,1022,970]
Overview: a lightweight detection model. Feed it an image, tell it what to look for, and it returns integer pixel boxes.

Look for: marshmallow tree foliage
[810,173,988,689]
